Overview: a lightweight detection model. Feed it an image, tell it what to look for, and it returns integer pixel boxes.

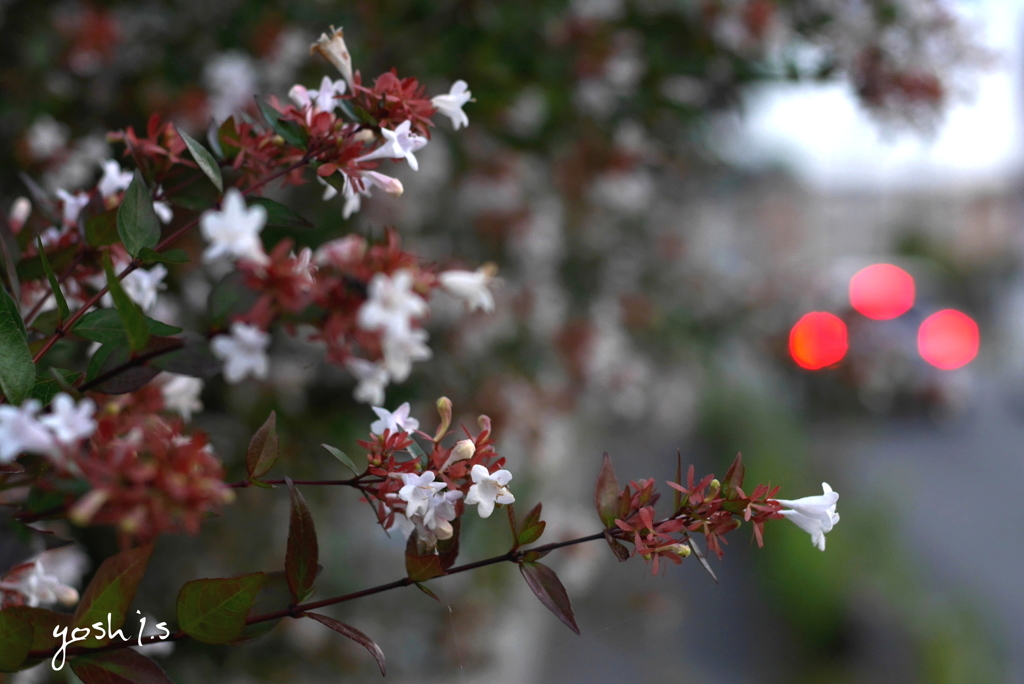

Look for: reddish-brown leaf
[73,545,154,648]
[303,612,386,676]
[71,648,174,683]
[246,411,278,479]
[405,536,444,582]
[594,452,620,529]
[723,452,745,496]
[285,477,319,602]
[603,530,631,562]
[519,562,580,635]
[436,518,461,571]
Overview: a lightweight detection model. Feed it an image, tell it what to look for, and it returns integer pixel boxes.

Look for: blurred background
[2,0,1021,682]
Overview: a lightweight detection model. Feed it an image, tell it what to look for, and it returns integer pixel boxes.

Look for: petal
[470,464,489,483]
[476,497,495,518]
[491,469,513,486]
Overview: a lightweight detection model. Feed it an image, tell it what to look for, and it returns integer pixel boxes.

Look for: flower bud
[434,397,452,441]
[55,586,80,607]
[478,414,491,433]
[68,489,109,526]
[310,26,355,89]
[8,197,30,232]
[667,543,691,558]
[441,439,476,472]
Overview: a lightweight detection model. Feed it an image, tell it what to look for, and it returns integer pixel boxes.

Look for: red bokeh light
[789,312,848,370]
[918,309,979,370]
[849,263,915,320]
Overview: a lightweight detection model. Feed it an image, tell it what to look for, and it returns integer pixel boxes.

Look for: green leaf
[246,411,278,479]
[519,562,580,635]
[302,612,386,676]
[84,336,181,395]
[149,332,221,378]
[102,255,149,352]
[176,573,266,644]
[0,609,33,672]
[2,607,70,671]
[248,198,314,230]
[517,503,546,546]
[138,247,190,264]
[29,369,82,406]
[36,238,69,321]
[321,444,358,475]
[15,245,78,282]
[85,209,120,246]
[116,170,161,257]
[71,648,174,684]
[73,545,154,648]
[255,97,308,149]
[74,308,180,346]
[405,535,444,582]
[176,126,224,192]
[414,582,439,601]
[594,452,621,529]
[285,477,319,602]
[0,283,35,405]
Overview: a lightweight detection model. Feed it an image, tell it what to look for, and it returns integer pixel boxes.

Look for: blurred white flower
[361,170,404,196]
[465,464,515,518]
[346,358,389,405]
[120,264,167,313]
[200,188,268,265]
[8,197,31,231]
[97,159,134,199]
[310,26,355,88]
[355,120,428,171]
[381,327,431,382]
[0,400,56,462]
[432,80,472,130]
[211,322,270,383]
[153,199,173,225]
[40,394,97,446]
[342,174,364,218]
[439,264,496,313]
[204,52,259,123]
[56,189,89,225]
[316,175,339,201]
[0,558,80,608]
[358,270,428,338]
[315,234,365,266]
[398,471,447,519]
[370,402,420,435]
[25,115,69,160]
[776,483,840,551]
[159,374,204,421]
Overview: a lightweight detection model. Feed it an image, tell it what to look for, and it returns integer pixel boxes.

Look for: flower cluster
[0,394,97,464]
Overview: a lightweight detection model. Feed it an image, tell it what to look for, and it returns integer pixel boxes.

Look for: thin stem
[227,476,384,489]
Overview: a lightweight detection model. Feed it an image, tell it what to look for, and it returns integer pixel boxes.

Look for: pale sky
[724,0,1023,191]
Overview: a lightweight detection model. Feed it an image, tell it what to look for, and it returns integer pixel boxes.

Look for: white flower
[381,327,431,382]
[422,490,463,540]
[153,199,173,225]
[310,26,355,88]
[355,121,428,171]
[317,175,339,201]
[40,394,96,446]
[97,160,133,199]
[0,400,56,462]
[776,482,840,551]
[159,374,204,421]
[341,174,364,219]
[310,75,347,113]
[115,263,167,313]
[386,509,416,539]
[211,322,270,383]
[56,189,89,225]
[8,197,31,231]
[358,270,428,337]
[315,234,365,266]
[439,264,497,313]
[200,188,268,265]
[362,170,404,196]
[441,439,476,472]
[0,559,79,608]
[347,358,389,406]
[465,464,515,518]
[432,80,472,130]
[398,471,447,519]
[370,402,420,436]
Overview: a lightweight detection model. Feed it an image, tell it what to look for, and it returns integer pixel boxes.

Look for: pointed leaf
[285,477,319,602]
[594,452,620,529]
[517,503,546,546]
[73,308,181,346]
[255,97,308,149]
[71,647,174,684]
[249,198,314,229]
[176,126,223,192]
[519,562,580,635]
[673,449,683,512]
[302,612,386,676]
[246,411,278,479]
[176,573,266,644]
[405,535,444,582]
[102,255,149,352]
[86,208,120,246]
[723,452,745,496]
[29,369,82,406]
[414,582,439,601]
[36,238,69,321]
[603,530,631,562]
[73,545,154,647]
[116,170,161,257]
[0,609,33,672]
[138,248,190,265]
[687,537,718,583]
[229,569,294,644]
[321,444,358,475]
[0,283,34,405]
[3,607,70,671]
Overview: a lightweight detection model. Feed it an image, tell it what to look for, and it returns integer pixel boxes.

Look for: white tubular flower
[317,175,339,201]
[200,188,269,265]
[40,394,96,446]
[386,509,416,540]
[432,80,472,130]
[120,264,167,312]
[398,471,447,519]
[289,84,312,108]
[370,401,420,435]
[776,483,840,551]
[310,75,347,113]
[56,189,89,225]
[358,270,428,337]
[355,121,428,171]
[465,464,515,518]
[211,322,271,383]
[0,559,79,608]
[382,327,431,382]
[310,25,355,89]
[97,160,133,199]
[342,174,365,218]
[153,199,173,225]
[159,374,204,421]
[362,170,404,196]
[438,263,497,313]
[0,400,57,462]
[423,490,463,540]
[346,358,389,406]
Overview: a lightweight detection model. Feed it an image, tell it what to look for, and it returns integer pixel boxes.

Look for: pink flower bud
[310,26,354,89]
